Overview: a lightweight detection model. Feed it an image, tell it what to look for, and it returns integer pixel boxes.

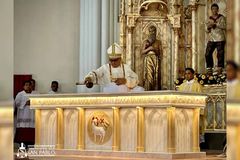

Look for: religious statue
[141,25,162,90]
[205,3,226,74]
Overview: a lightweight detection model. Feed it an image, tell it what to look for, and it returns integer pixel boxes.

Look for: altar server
[14,80,35,146]
[48,81,59,94]
[178,68,203,93]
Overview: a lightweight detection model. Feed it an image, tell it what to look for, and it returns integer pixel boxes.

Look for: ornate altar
[29,91,207,160]
[203,84,226,132]
[175,84,226,133]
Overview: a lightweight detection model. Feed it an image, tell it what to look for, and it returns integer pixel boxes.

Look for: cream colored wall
[0,2,13,159]
[14,0,80,93]
[0,0,13,101]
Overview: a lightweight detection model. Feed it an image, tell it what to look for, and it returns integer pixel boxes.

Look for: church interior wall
[0,0,14,101]
[0,1,14,160]
[14,0,80,94]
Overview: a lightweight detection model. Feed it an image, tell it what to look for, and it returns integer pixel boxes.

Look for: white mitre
[107,43,123,59]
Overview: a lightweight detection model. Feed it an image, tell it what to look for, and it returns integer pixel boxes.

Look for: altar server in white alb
[14,80,35,146]
[84,43,144,92]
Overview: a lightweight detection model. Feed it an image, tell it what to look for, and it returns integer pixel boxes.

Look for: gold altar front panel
[175,108,193,152]
[63,109,78,149]
[120,108,137,152]
[145,108,167,152]
[40,110,57,146]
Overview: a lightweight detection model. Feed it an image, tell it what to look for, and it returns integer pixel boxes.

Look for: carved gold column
[137,107,144,152]
[186,18,192,67]
[56,108,64,149]
[126,0,133,65]
[234,0,240,63]
[173,28,179,82]
[119,16,126,62]
[126,9,137,66]
[226,0,233,60]
[112,107,120,151]
[35,109,41,145]
[128,0,133,13]
[126,27,133,66]
[167,13,181,88]
[77,107,85,150]
[119,0,126,62]
[167,107,176,153]
[190,2,197,71]
[192,108,200,152]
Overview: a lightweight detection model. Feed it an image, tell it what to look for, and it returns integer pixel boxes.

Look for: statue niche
[141,25,162,90]
[127,1,169,90]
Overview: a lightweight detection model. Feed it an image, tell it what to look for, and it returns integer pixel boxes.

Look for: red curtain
[14,74,32,99]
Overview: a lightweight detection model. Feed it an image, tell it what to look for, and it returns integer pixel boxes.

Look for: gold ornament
[87,111,112,145]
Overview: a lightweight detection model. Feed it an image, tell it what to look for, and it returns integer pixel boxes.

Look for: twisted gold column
[167,107,176,153]
[137,107,144,152]
[112,107,120,151]
[56,108,64,149]
[193,108,200,152]
[77,108,85,150]
[35,109,41,145]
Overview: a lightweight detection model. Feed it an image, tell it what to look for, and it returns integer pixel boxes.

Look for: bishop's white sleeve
[84,65,105,84]
[124,64,139,89]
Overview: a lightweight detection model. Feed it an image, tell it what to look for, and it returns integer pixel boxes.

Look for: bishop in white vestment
[84,43,144,93]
